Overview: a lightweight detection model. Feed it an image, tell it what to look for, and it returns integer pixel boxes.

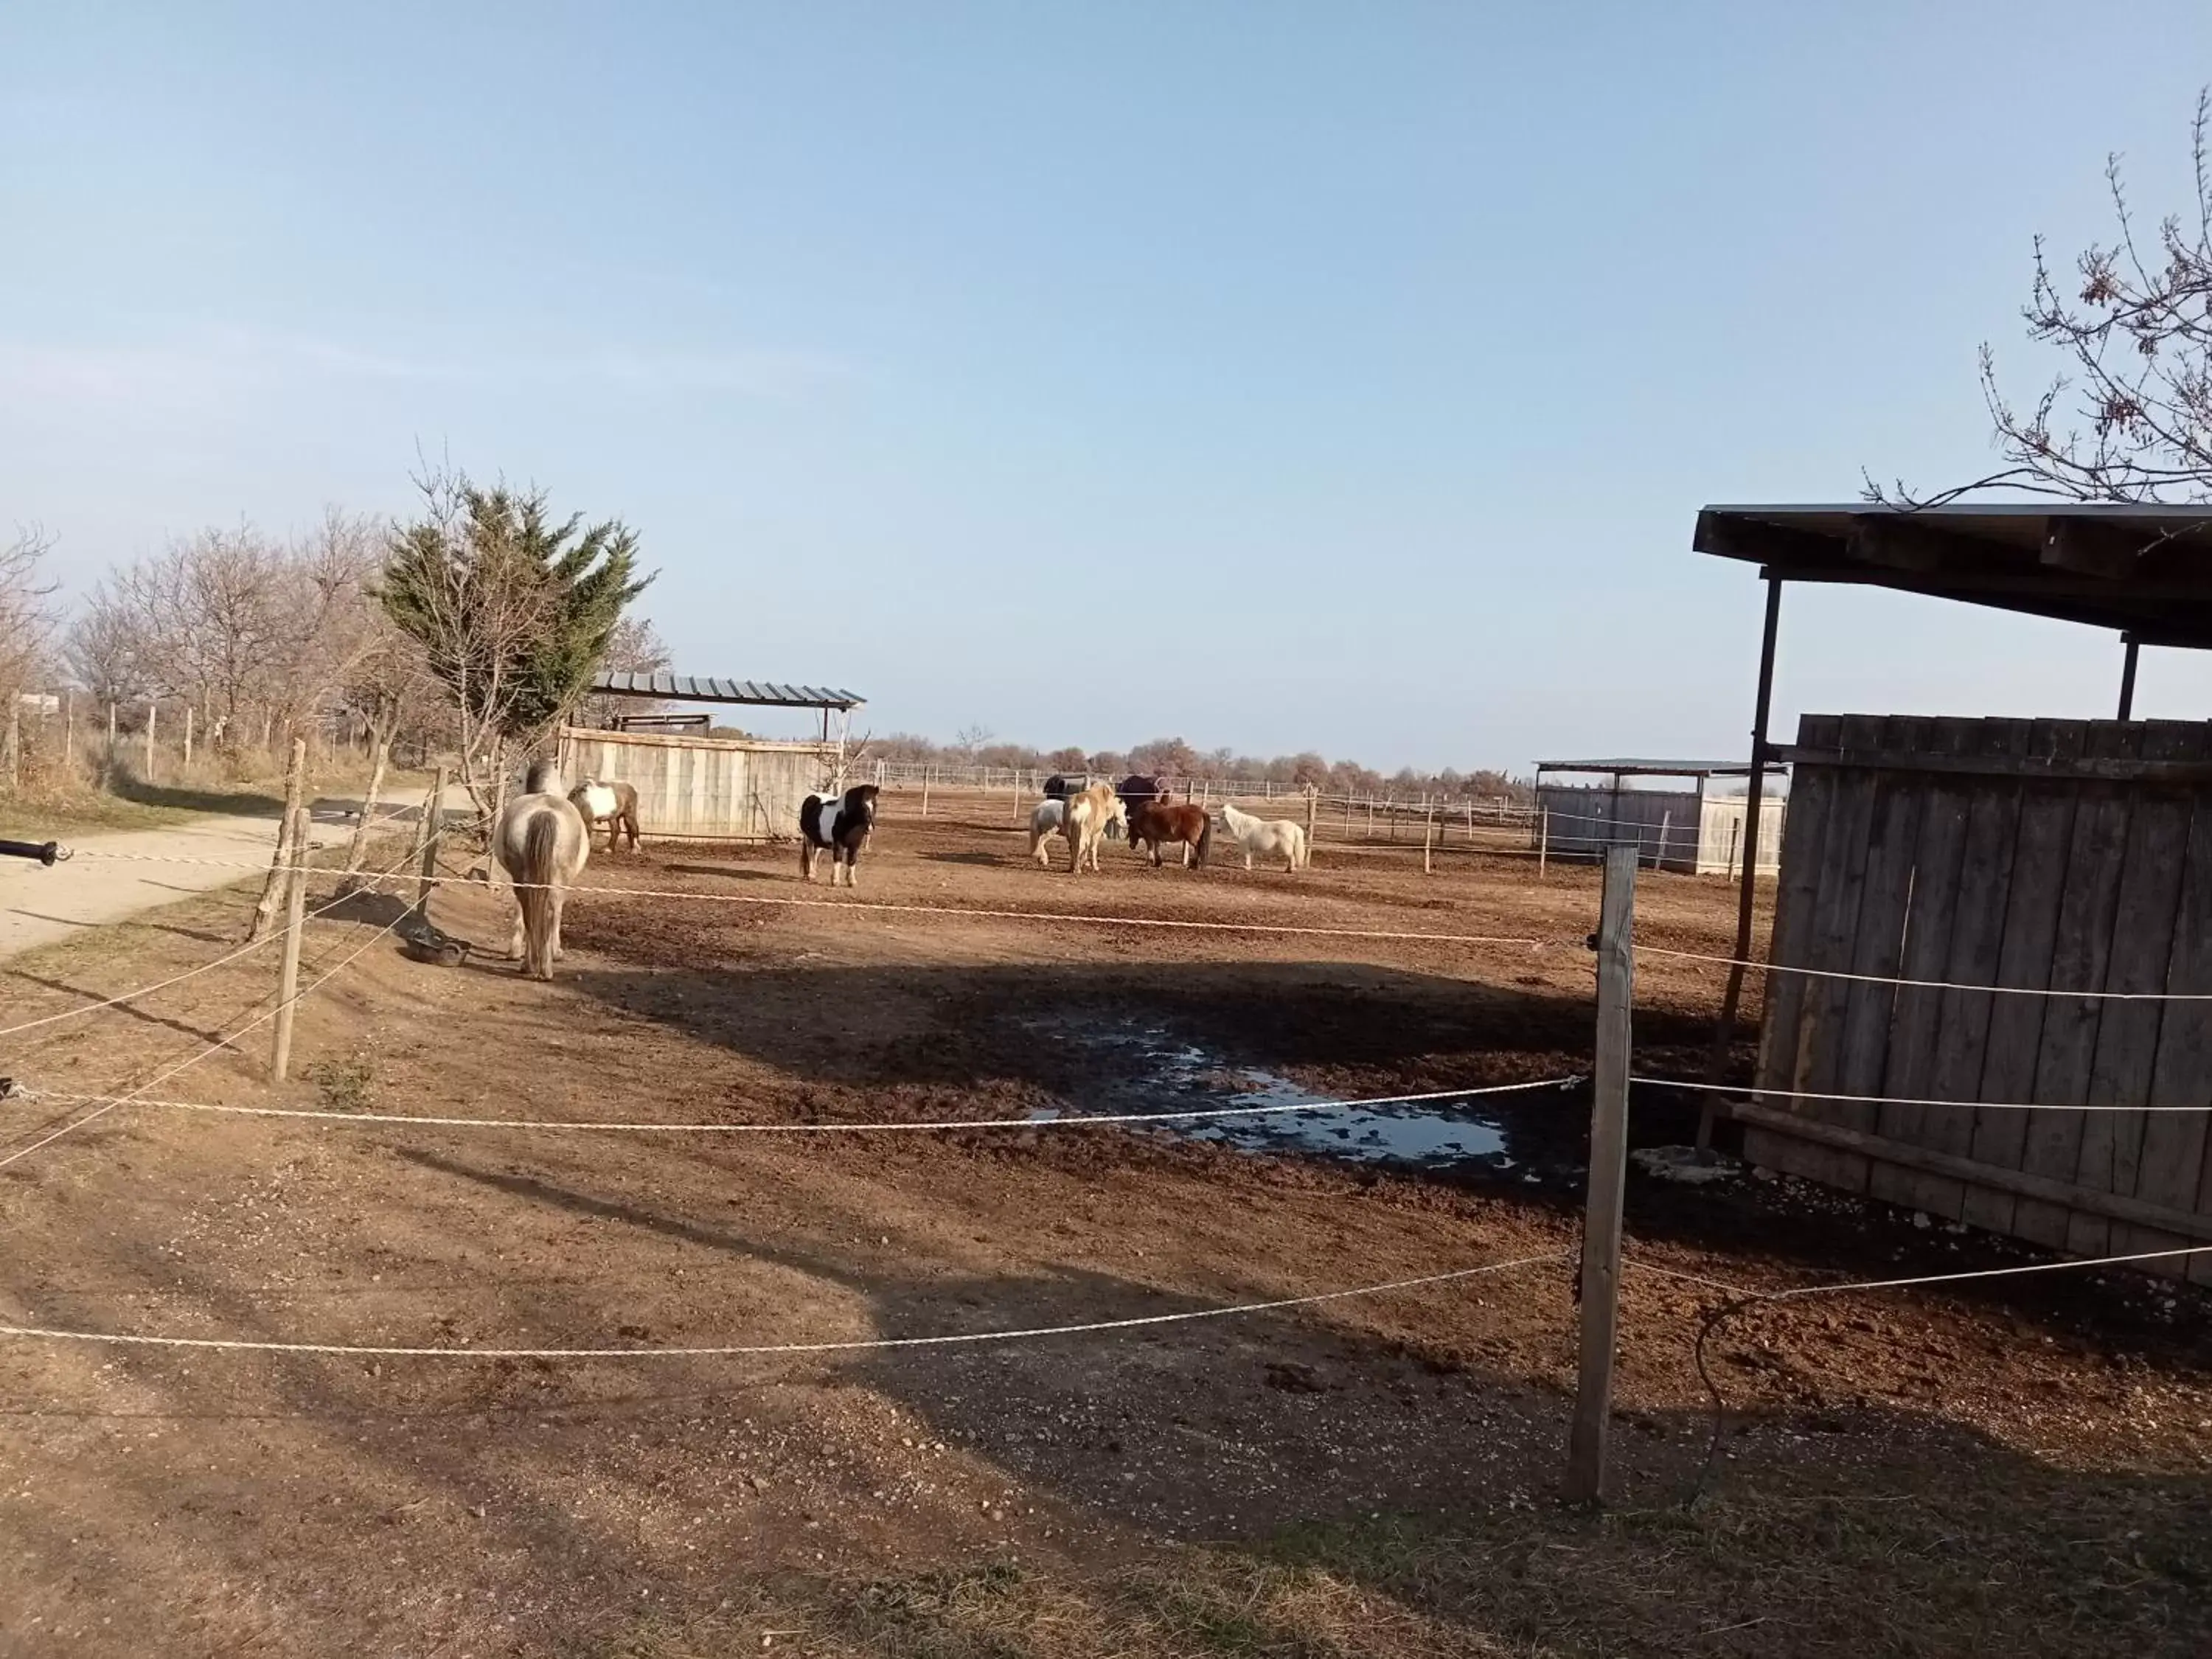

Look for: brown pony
[1127,798,1211,869]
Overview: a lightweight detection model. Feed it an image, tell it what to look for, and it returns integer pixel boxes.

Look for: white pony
[1061,782,1127,874]
[1028,797,1068,866]
[1219,801,1310,872]
[492,759,592,978]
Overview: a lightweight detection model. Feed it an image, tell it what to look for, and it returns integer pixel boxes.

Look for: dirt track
[1,792,2207,1656]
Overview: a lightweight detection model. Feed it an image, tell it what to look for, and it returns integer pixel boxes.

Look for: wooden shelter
[1697,503,2212,1280]
[557,672,866,844]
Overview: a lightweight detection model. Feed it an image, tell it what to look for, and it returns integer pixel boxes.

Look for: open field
[1,785,2207,1656]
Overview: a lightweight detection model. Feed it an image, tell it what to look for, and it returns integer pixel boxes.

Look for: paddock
[0,788,2206,1655]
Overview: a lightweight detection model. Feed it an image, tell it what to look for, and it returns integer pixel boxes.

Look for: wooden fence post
[269,804,311,1082]
[248,739,310,943]
[921,765,932,818]
[145,700,157,783]
[1567,845,1636,1504]
[413,765,448,917]
[1305,787,1317,841]
[1539,807,1550,880]
[1655,810,1672,872]
[183,706,195,771]
[1422,801,1436,874]
[1466,800,1476,842]
[107,700,116,759]
[1012,768,1023,821]
[3,697,17,791]
[63,691,73,771]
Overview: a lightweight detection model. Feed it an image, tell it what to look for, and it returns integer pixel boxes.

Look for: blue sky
[6,3,2212,767]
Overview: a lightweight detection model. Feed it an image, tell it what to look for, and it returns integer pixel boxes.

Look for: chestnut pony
[1127,798,1211,869]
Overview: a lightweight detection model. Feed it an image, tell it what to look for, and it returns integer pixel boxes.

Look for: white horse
[1219,801,1310,872]
[493,759,591,978]
[1028,797,1068,866]
[1062,782,1127,874]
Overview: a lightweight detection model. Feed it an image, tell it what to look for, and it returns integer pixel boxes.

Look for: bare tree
[575,614,672,731]
[0,526,58,703]
[1872,89,2212,505]
[1,526,58,787]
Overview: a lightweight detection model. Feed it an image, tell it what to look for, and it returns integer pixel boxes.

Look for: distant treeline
[863,731,1528,803]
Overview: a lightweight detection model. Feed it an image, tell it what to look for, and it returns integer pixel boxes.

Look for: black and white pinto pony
[493,759,592,979]
[1219,801,1311,872]
[800,782,880,887]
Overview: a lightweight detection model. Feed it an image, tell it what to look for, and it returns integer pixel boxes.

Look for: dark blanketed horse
[800,783,880,888]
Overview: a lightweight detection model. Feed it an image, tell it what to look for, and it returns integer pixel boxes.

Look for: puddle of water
[1024,1018,1551,1177]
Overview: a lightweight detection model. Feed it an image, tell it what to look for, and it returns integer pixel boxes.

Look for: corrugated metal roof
[1536,758,1773,778]
[591,671,866,710]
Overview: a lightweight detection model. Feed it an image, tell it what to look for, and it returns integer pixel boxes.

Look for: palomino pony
[493,759,592,979]
[568,778,642,854]
[800,783,880,887]
[1219,801,1310,872]
[1127,797,1211,868]
[1061,782,1127,874]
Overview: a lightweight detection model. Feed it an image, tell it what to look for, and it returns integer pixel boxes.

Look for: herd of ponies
[490,763,1310,979]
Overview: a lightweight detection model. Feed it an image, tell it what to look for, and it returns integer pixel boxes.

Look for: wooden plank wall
[558,728,832,841]
[1748,714,2212,1282]
[1536,785,1703,872]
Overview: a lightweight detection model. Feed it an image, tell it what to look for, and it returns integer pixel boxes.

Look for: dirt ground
[1,787,2206,1657]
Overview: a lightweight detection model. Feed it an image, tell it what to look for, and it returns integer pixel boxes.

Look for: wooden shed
[1534,759,1784,875]
[556,672,865,844]
[1697,504,2212,1280]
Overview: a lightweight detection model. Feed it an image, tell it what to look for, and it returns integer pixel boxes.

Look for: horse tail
[1193,810,1212,868]
[516,808,560,978]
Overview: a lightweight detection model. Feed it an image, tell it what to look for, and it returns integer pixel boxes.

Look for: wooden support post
[2118,635,2140,720]
[248,739,310,943]
[269,804,310,1082]
[1538,807,1549,880]
[413,765,448,917]
[63,690,73,770]
[183,705,194,771]
[1305,786,1317,841]
[3,697,17,791]
[1655,810,1672,871]
[1567,844,1636,1504]
[145,700,156,782]
[1466,799,1475,842]
[107,700,116,757]
[921,765,932,818]
[1703,576,1784,1121]
[1422,800,1436,874]
[1012,768,1022,821]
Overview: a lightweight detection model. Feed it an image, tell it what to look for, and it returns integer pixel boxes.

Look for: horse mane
[524,757,564,796]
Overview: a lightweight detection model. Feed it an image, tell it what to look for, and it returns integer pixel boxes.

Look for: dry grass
[619,1472,2211,1659]
[0,759,434,841]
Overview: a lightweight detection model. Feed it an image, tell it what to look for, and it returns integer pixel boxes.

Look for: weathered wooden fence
[1747,713,2212,1282]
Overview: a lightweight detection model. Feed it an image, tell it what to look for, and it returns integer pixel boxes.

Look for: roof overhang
[591,672,865,711]
[1696,502,2212,647]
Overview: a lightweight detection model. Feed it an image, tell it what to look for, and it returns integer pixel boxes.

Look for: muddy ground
[1,789,2206,1657]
